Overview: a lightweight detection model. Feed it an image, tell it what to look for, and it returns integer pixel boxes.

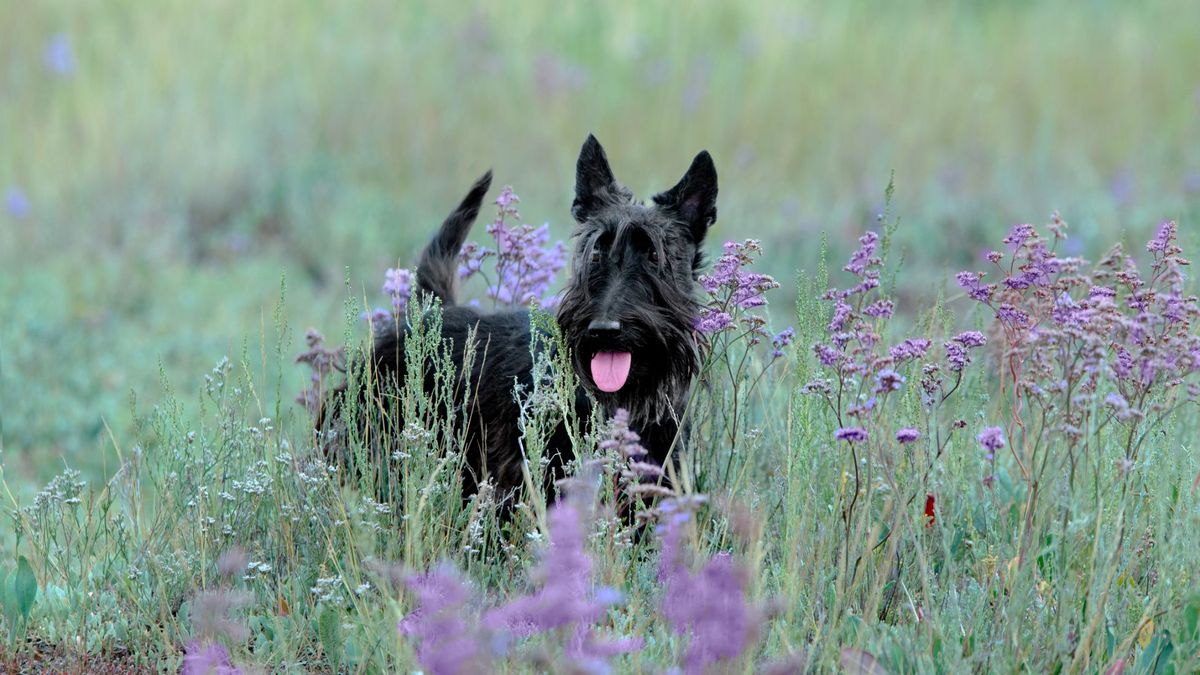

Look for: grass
[2,1,1200,672]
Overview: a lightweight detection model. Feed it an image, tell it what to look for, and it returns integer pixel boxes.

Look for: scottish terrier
[348,134,717,502]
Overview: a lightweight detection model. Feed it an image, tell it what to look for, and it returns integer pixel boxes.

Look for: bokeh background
[3,1,1199,490]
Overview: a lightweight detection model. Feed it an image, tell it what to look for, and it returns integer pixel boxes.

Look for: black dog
[349,135,717,502]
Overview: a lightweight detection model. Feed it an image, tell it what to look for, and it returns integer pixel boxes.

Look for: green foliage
[317,604,342,670]
[0,556,38,647]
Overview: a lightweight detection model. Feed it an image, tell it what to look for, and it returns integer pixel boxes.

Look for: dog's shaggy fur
[343,135,717,501]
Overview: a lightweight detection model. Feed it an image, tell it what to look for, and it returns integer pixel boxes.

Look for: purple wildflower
[844,231,879,276]
[828,300,852,332]
[361,307,392,333]
[986,250,1004,263]
[1146,220,1177,253]
[626,458,667,478]
[813,342,840,367]
[383,268,414,313]
[397,474,643,673]
[1113,347,1134,379]
[846,271,882,297]
[895,428,921,443]
[599,408,645,461]
[657,500,762,674]
[995,303,1030,327]
[770,327,796,358]
[952,331,987,348]
[956,271,995,303]
[485,486,642,667]
[976,426,1005,460]
[701,246,740,294]
[43,33,75,76]
[189,588,252,645]
[919,363,943,406]
[874,369,905,393]
[1051,291,1082,328]
[484,500,592,631]
[1002,274,1031,291]
[1162,292,1187,324]
[863,300,894,318]
[216,548,248,580]
[944,341,969,373]
[5,187,29,219]
[730,272,778,309]
[495,185,519,208]
[1002,223,1035,248]
[603,409,670,515]
[695,308,734,334]
[1089,285,1117,306]
[699,240,780,313]
[457,186,568,308]
[846,397,877,418]
[486,222,567,306]
[1104,392,1141,421]
[457,240,492,279]
[1047,212,1068,239]
[800,378,831,396]
[400,564,486,675]
[889,338,931,363]
[182,641,241,675]
[295,329,346,413]
[834,427,868,443]
[1140,358,1157,386]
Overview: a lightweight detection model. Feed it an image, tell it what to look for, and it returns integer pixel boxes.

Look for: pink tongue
[590,352,632,392]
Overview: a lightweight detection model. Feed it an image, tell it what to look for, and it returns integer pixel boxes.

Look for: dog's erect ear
[652,150,718,243]
[572,134,622,223]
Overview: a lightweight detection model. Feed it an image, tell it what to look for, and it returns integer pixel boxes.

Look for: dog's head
[557,134,717,420]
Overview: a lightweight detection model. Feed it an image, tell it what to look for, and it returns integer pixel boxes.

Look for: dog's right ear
[572,134,622,223]
[652,150,718,244]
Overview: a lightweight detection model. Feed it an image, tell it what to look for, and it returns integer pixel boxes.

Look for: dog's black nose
[587,320,621,339]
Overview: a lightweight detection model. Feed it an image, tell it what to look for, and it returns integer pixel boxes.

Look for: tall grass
[2,192,1197,671]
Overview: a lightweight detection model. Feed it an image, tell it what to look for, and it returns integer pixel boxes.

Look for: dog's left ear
[573,134,627,223]
[652,150,718,244]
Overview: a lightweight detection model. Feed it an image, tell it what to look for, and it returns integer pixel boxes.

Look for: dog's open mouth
[590,351,632,392]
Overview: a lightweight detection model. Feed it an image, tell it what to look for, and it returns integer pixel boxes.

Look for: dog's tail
[415,170,493,306]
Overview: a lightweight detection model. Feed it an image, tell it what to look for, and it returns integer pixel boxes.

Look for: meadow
[2,1,1200,672]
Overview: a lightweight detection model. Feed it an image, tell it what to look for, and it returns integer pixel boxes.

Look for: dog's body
[351,135,717,501]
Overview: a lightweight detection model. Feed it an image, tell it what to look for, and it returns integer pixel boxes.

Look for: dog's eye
[648,248,659,264]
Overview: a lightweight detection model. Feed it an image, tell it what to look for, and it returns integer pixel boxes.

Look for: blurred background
[2,1,1199,489]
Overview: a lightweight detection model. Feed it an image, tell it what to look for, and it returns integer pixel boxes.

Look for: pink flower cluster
[695,239,781,343]
[957,216,1200,458]
[804,231,953,445]
[294,328,346,413]
[656,497,769,674]
[398,479,641,673]
[458,185,568,308]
